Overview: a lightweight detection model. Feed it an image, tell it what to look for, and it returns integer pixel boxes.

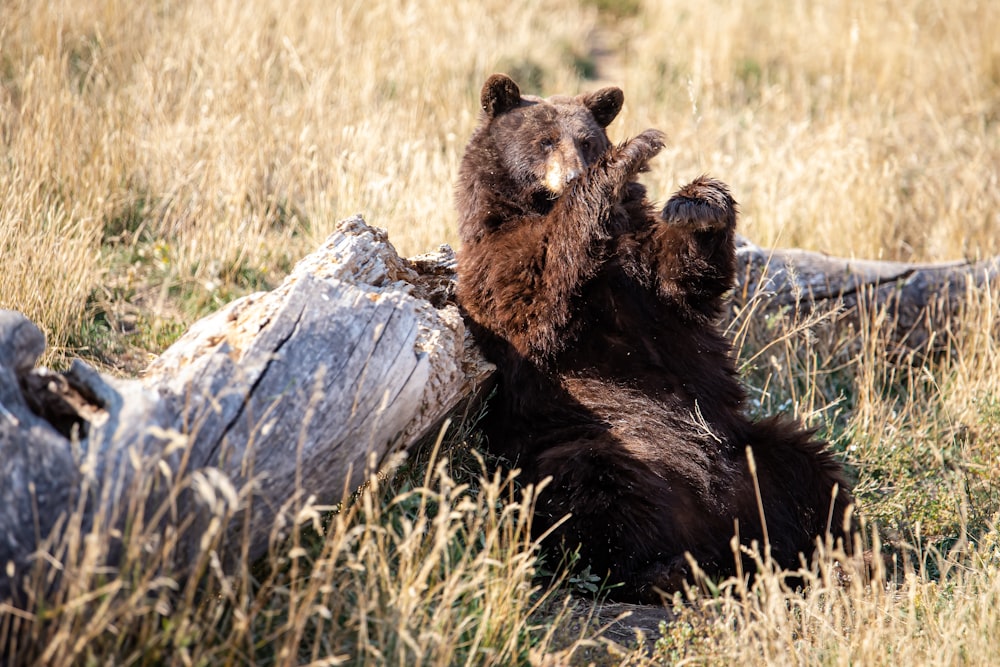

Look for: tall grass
[3,0,1000,664]
[0,428,590,666]
[621,0,1000,262]
[653,537,1000,665]
[2,0,599,361]
[3,0,998,357]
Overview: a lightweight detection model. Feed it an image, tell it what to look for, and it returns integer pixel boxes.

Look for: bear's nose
[565,146,587,183]
[545,160,579,194]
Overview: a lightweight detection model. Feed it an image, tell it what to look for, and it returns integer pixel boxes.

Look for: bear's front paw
[662,175,737,232]
[616,129,666,172]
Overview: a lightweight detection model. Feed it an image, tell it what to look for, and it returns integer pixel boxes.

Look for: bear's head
[467,73,625,199]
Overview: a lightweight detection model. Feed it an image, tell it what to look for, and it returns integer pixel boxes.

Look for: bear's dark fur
[456,73,852,602]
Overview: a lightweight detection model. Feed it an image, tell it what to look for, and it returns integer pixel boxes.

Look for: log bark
[0,216,997,604]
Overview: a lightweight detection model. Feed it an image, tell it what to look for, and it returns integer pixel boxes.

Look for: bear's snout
[543,145,585,194]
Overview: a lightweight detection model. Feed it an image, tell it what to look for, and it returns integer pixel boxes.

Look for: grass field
[2,0,1000,664]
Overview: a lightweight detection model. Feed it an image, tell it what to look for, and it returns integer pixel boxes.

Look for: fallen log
[734,236,1000,354]
[0,215,491,605]
[1,215,997,604]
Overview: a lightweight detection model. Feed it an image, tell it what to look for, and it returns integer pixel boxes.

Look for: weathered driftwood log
[0,215,491,604]
[1,216,997,605]
[734,236,1000,354]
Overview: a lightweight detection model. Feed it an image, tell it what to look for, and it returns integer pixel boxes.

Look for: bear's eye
[540,138,555,151]
[580,138,592,152]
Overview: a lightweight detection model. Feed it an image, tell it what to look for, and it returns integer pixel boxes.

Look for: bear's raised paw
[662,175,737,232]
[612,129,666,177]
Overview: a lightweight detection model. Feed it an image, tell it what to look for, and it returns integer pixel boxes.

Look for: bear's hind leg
[739,417,854,572]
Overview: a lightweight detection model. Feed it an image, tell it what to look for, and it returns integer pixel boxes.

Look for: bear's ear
[481,74,522,118]
[581,87,624,127]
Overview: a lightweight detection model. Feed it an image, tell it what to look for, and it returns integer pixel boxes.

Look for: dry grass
[3,0,1000,664]
[3,0,998,358]
[2,0,600,364]
[0,431,589,666]
[619,0,1000,262]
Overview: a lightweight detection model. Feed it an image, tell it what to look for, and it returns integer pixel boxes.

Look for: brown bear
[455,73,853,602]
